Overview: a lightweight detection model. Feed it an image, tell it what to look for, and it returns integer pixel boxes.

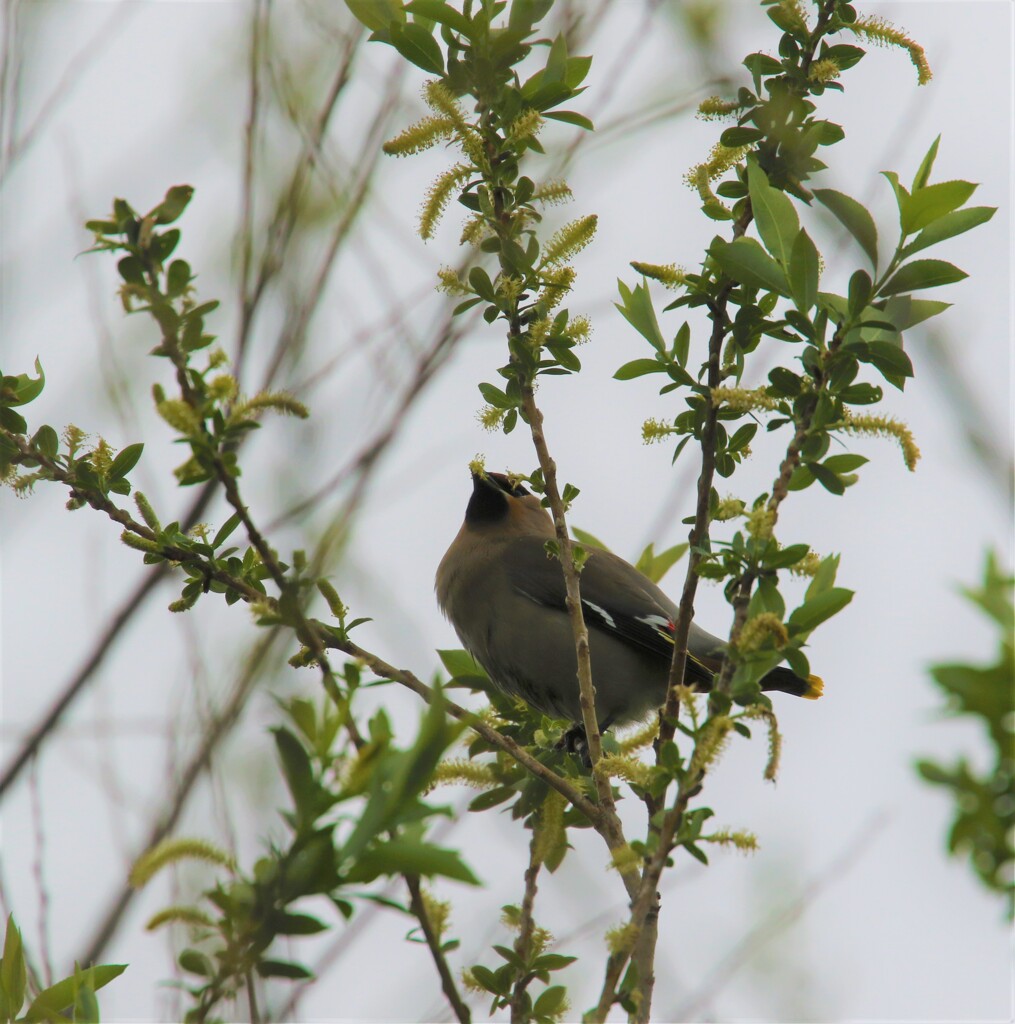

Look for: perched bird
[436,471,822,740]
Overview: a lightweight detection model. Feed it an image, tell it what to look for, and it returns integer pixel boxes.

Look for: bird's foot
[557,724,592,770]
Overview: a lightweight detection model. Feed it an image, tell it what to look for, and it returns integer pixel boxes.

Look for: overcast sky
[1,2,1011,1021]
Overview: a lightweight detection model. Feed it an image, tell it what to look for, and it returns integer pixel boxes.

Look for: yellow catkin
[846,15,932,85]
[841,412,921,471]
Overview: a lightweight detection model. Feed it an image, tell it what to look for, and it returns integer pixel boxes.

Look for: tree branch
[406,873,471,1024]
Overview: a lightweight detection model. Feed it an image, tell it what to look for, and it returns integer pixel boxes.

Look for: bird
[436,471,822,746]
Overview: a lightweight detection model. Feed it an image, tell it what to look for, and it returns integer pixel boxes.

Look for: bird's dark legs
[557,717,614,770]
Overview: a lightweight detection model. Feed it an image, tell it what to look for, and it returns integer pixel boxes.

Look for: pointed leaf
[615,280,666,351]
[814,188,878,269]
[789,587,853,632]
[405,0,470,34]
[344,0,402,32]
[26,965,127,1021]
[747,161,799,266]
[787,229,819,311]
[614,358,665,380]
[901,206,996,257]
[911,135,941,191]
[389,22,444,75]
[901,180,978,235]
[1,916,26,1016]
[880,259,967,297]
[710,237,789,295]
[544,110,594,131]
[571,526,612,552]
[108,442,144,481]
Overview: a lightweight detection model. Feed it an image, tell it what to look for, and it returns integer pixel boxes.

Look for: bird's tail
[761,665,824,700]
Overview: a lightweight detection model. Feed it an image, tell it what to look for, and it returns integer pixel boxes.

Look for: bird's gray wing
[504,538,722,680]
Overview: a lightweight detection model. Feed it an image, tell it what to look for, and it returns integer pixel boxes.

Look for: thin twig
[406,873,471,1024]
[0,567,165,799]
[80,627,285,964]
[28,758,53,987]
[517,389,639,904]
[509,839,541,1023]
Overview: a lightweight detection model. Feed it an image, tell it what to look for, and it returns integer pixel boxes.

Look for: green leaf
[822,454,868,473]
[256,959,314,980]
[813,188,878,270]
[636,541,688,584]
[542,33,569,85]
[879,259,967,297]
[8,357,46,406]
[881,171,911,225]
[273,911,328,935]
[901,180,978,235]
[571,526,611,552]
[709,237,789,295]
[117,255,145,285]
[901,206,996,258]
[747,161,799,266]
[470,964,504,995]
[880,295,951,332]
[614,357,665,380]
[478,382,510,407]
[26,965,127,1021]
[273,727,316,821]
[722,126,763,147]
[535,953,579,972]
[544,109,594,131]
[763,543,810,569]
[469,787,516,811]
[347,838,480,885]
[31,424,58,458]
[108,442,143,481]
[805,554,839,600]
[468,266,496,302]
[508,0,553,32]
[167,259,191,297]
[562,55,592,89]
[534,985,568,1016]
[787,229,819,312]
[0,406,27,433]
[344,0,402,33]
[389,21,444,75]
[615,280,666,351]
[1,915,27,1017]
[824,43,865,70]
[152,184,194,225]
[405,0,470,35]
[862,341,914,385]
[743,52,783,77]
[213,512,242,549]
[837,382,882,405]
[73,980,99,1023]
[438,648,487,681]
[808,461,845,494]
[790,586,853,632]
[911,135,941,191]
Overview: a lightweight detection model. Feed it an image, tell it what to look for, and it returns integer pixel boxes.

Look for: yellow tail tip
[803,674,824,699]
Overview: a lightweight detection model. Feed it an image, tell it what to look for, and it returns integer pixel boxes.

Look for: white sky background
[0,1,1012,1021]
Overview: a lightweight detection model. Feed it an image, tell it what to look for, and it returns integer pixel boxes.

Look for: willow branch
[509,838,542,1024]
[406,873,471,1024]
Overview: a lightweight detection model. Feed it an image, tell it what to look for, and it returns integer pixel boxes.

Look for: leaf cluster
[348,0,597,433]
[916,553,1015,918]
[138,685,477,1022]
[0,915,125,1024]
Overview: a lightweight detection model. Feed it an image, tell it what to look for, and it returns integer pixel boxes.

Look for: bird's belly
[463,610,669,728]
